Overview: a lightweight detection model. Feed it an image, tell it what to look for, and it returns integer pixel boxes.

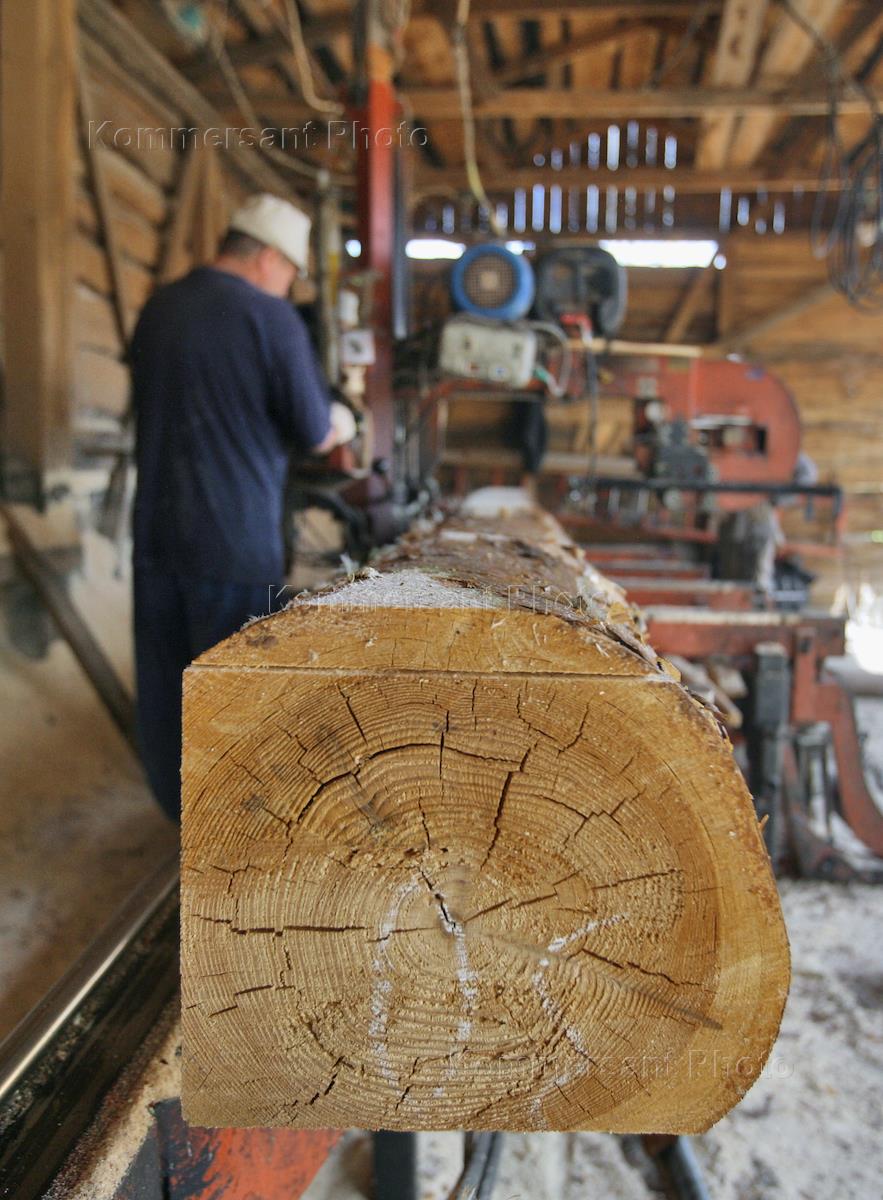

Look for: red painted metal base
[144,1100,341,1200]
[645,607,883,861]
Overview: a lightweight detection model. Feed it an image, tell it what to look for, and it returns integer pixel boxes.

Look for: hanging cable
[280,0,345,117]
[452,0,505,237]
[775,0,882,307]
[209,28,325,179]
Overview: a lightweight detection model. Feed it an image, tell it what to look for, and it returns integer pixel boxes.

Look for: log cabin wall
[57,0,325,453]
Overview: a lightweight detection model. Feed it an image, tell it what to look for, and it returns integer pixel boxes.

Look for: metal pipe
[658,1136,712,1200]
[449,1132,504,1200]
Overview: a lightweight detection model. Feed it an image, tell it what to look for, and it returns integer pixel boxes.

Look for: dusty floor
[0,531,175,1039]
[1,538,882,1198]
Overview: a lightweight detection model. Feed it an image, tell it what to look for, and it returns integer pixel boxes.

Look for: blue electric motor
[450,244,535,321]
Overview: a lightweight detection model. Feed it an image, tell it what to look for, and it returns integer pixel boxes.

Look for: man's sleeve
[265,305,332,452]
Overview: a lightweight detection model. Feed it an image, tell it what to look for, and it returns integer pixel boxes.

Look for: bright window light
[599,239,718,268]
[405,238,465,260]
[345,238,361,257]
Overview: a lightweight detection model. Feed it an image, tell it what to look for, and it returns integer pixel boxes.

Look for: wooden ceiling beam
[489,18,660,89]
[223,84,876,125]
[762,3,883,167]
[727,0,845,167]
[303,0,722,26]
[452,0,722,14]
[664,258,720,342]
[397,84,873,120]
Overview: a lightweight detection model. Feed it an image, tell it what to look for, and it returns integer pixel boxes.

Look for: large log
[181,490,789,1132]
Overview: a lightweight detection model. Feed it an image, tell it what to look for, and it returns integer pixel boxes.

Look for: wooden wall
[73,54,244,432]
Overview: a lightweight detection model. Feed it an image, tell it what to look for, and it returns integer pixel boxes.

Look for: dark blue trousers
[133,565,281,822]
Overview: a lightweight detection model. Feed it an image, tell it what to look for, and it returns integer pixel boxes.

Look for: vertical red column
[354,23,398,537]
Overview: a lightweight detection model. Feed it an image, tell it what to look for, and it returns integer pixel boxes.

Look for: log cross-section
[181,496,789,1133]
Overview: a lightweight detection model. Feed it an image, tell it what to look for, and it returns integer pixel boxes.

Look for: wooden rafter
[764,3,883,167]
[664,257,721,342]
[727,0,845,167]
[486,18,666,90]
[404,83,871,120]
[696,0,769,169]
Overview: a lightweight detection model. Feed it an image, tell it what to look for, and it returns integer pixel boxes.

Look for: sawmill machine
[388,242,880,882]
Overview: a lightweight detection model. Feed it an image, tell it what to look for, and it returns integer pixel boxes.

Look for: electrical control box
[439,319,538,388]
[340,329,376,365]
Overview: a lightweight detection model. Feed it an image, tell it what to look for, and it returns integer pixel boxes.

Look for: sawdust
[305,568,505,610]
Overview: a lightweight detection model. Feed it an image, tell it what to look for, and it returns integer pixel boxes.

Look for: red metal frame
[790,627,883,857]
[646,608,883,858]
[614,579,756,610]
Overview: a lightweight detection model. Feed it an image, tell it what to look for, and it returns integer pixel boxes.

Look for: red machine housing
[621,358,802,510]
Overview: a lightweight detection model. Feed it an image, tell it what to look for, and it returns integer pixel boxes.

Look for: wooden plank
[716,260,737,338]
[696,0,768,169]
[74,233,154,311]
[76,144,169,227]
[74,347,130,418]
[301,0,723,43]
[181,497,788,1133]
[75,284,128,357]
[159,145,207,284]
[83,60,180,189]
[76,187,162,269]
[1,0,77,497]
[728,0,845,166]
[77,54,135,352]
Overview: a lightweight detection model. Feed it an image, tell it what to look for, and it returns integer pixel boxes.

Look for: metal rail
[0,853,179,1199]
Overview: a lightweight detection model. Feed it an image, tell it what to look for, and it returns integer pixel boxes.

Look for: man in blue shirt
[131,194,354,821]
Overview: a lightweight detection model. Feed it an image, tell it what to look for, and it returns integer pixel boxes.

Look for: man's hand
[308,400,357,455]
[329,401,357,445]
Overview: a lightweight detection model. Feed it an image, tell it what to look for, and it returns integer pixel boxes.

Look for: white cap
[228,194,311,272]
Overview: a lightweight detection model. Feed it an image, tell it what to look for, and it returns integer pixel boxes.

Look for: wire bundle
[772,0,882,308]
[811,107,883,308]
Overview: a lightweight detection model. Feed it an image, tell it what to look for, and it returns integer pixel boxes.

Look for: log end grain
[181,578,789,1133]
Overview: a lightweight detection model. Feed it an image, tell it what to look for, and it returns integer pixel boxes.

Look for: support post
[352,0,399,538]
[1,0,77,504]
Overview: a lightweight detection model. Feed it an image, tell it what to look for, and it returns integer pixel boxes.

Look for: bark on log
[181,489,789,1132]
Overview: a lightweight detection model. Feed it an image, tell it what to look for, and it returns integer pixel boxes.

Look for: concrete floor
[0,530,175,1039]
